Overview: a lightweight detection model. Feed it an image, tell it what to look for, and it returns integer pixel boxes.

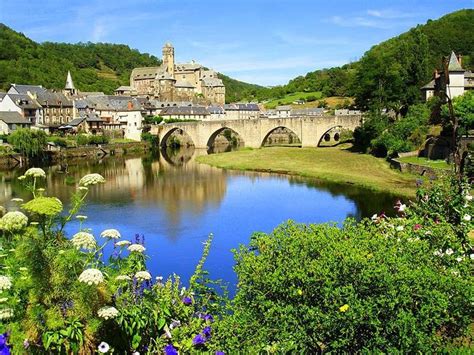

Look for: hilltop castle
[129,43,225,104]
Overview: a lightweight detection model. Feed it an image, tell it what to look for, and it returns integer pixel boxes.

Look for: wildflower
[199,314,214,322]
[78,186,89,192]
[465,194,473,202]
[433,249,443,257]
[215,352,225,355]
[414,224,421,231]
[456,257,463,262]
[164,344,178,355]
[22,197,63,216]
[371,214,378,221]
[0,333,11,353]
[78,268,104,285]
[101,229,121,240]
[0,211,28,231]
[192,333,206,346]
[0,308,13,320]
[445,248,454,256]
[203,326,212,338]
[23,339,29,349]
[76,215,87,221]
[10,198,23,203]
[135,271,152,282]
[0,298,8,303]
[116,275,131,281]
[71,232,97,250]
[0,276,12,291]
[182,296,192,305]
[24,168,46,178]
[98,341,110,353]
[155,276,164,285]
[339,304,349,313]
[128,244,146,253]
[17,175,26,181]
[170,319,181,329]
[398,204,406,212]
[395,225,404,231]
[115,240,131,247]
[471,254,474,260]
[79,173,105,187]
[463,214,471,222]
[98,306,119,320]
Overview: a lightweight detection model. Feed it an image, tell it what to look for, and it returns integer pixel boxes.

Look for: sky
[0,0,472,86]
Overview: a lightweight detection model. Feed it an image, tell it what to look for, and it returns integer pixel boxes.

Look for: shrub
[48,136,68,148]
[7,128,47,159]
[218,216,472,353]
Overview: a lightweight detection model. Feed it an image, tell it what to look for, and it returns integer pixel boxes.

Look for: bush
[48,136,68,148]
[7,128,47,159]
[144,115,163,125]
[218,213,472,352]
[76,134,109,146]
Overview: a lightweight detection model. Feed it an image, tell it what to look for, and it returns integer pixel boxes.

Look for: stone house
[224,103,260,120]
[160,106,209,120]
[129,43,225,104]
[0,93,42,124]
[0,111,32,134]
[421,51,474,101]
[65,112,104,134]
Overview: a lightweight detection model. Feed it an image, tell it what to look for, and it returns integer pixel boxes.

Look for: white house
[0,93,42,125]
[0,111,32,134]
[118,109,143,141]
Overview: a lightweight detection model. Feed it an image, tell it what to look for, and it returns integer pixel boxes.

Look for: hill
[0,24,262,101]
[243,9,474,107]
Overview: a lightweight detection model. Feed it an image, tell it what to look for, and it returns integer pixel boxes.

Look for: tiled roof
[448,51,464,72]
[0,111,32,124]
[161,106,209,116]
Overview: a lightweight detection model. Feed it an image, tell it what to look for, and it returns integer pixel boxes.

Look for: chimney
[128,101,133,110]
[457,54,463,66]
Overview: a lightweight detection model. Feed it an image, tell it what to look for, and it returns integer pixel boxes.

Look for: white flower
[463,214,471,222]
[98,306,119,320]
[77,186,89,192]
[71,232,97,250]
[79,173,105,187]
[433,249,443,257]
[398,204,406,212]
[17,175,26,181]
[78,268,104,285]
[115,275,131,281]
[0,298,8,303]
[395,225,404,231]
[25,168,46,178]
[456,257,463,262]
[76,215,88,221]
[470,254,474,260]
[371,214,378,221]
[465,194,473,202]
[445,248,454,256]
[0,211,28,232]
[0,308,13,320]
[11,198,23,203]
[127,244,146,253]
[101,229,121,240]
[0,276,12,291]
[115,240,131,247]
[98,341,110,353]
[135,271,151,281]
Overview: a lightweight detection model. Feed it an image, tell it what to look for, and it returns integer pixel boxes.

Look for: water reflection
[0,146,399,290]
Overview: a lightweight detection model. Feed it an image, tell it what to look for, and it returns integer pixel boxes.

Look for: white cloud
[329,15,391,29]
[367,9,416,19]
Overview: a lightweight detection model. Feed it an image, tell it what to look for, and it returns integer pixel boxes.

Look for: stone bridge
[152,115,362,149]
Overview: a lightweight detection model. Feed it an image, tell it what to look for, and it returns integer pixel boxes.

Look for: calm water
[0,148,398,292]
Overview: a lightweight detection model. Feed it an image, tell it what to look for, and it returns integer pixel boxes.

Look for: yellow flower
[339,304,350,313]
[297,289,303,296]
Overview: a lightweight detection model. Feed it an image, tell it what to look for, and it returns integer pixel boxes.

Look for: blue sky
[0,0,472,86]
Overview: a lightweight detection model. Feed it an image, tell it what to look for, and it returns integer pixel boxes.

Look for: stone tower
[162,42,175,77]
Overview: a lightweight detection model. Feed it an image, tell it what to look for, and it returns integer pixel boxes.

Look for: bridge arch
[317,125,343,147]
[160,127,195,149]
[261,126,302,147]
[206,126,245,149]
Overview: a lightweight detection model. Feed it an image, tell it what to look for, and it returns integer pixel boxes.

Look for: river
[0,147,397,293]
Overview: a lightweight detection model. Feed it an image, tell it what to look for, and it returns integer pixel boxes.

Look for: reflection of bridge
[152,115,362,149]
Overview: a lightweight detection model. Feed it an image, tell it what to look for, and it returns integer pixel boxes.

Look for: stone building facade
[130,43,225,104]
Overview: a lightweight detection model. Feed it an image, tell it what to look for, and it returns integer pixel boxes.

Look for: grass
[265,91,322,109]
[397,156,451,170]
[197,145,419,197]
[110,138,137,144]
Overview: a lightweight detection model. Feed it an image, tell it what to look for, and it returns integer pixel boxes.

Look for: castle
[129,43,225,104]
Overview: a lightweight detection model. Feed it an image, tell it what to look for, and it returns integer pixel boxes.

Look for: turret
[162,42,175,77]
[64,71,77,96]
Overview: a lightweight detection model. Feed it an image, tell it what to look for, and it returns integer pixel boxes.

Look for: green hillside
[0,24,262,101]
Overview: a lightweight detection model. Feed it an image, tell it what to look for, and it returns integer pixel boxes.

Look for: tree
[7,128,47,159]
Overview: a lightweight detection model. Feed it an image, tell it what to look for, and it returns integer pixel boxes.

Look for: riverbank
[196,146,419,197]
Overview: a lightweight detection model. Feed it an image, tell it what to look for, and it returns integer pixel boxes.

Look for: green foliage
[441,91,474,135]
[163,118,199,124]
[144,115,163,125]
[75,134,109,146]
[141,132,158,146]
[22,196,63,217]
[47,136,68,148]
[217,181,473,352]
[7,128,47,159]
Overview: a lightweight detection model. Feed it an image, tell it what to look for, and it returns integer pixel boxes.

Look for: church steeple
[64,71,76,96]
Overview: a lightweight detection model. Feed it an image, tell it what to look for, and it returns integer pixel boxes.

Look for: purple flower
[192,334,206,346]
[0,333,10,355]
[164,344,178,355]
[200,313,214,322]
[23,339,30,349]
[182,296,192,305]
[215,352,225,355]
[203,326,212,338]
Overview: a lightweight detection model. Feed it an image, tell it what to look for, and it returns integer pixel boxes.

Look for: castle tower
[64,70,77,96]
[446,51,465,99]
[162,42,175,77]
